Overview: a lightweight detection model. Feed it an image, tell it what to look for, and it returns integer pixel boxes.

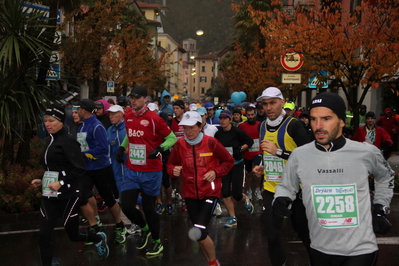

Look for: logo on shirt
[140,120,149,127]
[127,119,133,122]
[128,129,144,137]
[317,168,344,174]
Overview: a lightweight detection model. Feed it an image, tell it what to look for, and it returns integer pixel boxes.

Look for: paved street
[1,193,398,266]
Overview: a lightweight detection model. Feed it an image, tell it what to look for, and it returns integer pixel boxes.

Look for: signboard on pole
[309,71,329,88]
[282,73,301,84]
[280,51,304,71]
[46,65,60,80]
[107,81,115,93]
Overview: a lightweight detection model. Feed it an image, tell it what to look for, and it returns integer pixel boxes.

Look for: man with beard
[274,92,394,266]
[239,105,263,201]
[253,87,312,266]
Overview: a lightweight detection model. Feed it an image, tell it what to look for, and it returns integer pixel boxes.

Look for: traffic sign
[282,73,301,84]
[309,71,329,88]
[46,65,60,80]
[281,52,304,71]
[22,3,62,24]
[107,81,115,93]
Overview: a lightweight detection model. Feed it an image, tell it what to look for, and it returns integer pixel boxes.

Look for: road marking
[289,237,399,245]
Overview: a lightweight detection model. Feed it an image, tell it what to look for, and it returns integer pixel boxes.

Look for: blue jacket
[107,120,126,186]
[78,115,110,171]
[160,90,173,115]
[206,116,221,129]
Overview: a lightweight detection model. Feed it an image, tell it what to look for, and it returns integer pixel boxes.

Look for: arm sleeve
[277,119,311,160]
[274,150,300,201]
[63,137,86,184]
[83,125,109,158]
[371,147,395,207]
[166,141,181,178]
[161,131,177,150]
[237,127,254,148]
[352,127,363,142]
[209,138,235,178]
[121,135,128,148]
[380,128,393,146]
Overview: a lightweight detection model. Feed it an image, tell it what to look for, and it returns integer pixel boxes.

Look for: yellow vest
[260,117,297,193]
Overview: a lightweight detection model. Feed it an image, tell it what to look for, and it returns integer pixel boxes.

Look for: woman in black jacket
[31,104,109,265]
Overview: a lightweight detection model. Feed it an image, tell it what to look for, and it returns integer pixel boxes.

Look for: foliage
[0,0,57,170]
[243,0,399,131]
[61,0,165,97]
[0,137,45,214]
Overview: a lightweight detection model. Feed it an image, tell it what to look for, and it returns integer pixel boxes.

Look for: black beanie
[366,111,376,119]
[309,92,346,122]
[173,100,185,110]
[44,104,65,123]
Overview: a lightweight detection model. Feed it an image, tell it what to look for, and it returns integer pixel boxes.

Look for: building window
[200,76,207,82]
[202,61,205,63]
[201,66,206,72]
[193,87,195,92]
[201,87,205,94]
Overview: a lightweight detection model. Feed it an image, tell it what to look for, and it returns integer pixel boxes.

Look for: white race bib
[311,184,359,229]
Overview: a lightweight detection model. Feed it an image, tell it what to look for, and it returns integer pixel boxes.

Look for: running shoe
[254,189,263,201]
[128,224,141,235]
[114,226,127,244]
[155,203,164,214]
[224,216,237,228]
[247,189,253,200]
[84,226,98,245]
[244,197,254,214]
[166,204,174,215]
[146,240,164,256]
[213,203,222,216]
[95,232,109,261]
[136,230,151,249]
[171,189,176,199]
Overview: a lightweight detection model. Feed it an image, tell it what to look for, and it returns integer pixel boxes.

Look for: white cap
[189,103,198,111]
[179,111,202,126]
[256,87,283,102]
[148,103,158,111]
[106,104,124,114]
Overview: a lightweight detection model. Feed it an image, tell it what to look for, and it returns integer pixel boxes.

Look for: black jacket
[41,128,86,199]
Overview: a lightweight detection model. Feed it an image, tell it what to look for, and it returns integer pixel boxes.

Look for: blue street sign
[309,71,329,88]
[23,3,62,24]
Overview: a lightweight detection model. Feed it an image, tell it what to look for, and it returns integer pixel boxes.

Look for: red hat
[385,108,393,114]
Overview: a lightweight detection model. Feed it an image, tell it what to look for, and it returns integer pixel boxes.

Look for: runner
[274,92,394,266]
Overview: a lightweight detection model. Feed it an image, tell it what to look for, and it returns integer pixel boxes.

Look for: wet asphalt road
[1,193,398,266]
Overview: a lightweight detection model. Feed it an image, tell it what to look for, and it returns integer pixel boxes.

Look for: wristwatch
[59,180,65,186]
[276,148,283,156]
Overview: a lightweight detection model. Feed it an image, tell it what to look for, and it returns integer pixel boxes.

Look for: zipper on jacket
[193,145,199,199]
[44,134,54,171]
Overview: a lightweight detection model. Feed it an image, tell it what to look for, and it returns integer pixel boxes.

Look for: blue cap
[204,102,214,109]
[196,107,206,116]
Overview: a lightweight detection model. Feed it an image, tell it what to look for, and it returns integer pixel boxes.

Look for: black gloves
[116,147,125,163]
[273,197,293,218]
[372,204,392,235]
[148,145,164,159]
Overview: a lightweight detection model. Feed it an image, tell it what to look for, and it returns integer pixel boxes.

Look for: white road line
[288,237,399,245]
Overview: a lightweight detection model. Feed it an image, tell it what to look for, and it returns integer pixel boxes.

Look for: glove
[148,145,164,159]
[372,204,392,235]
[116,147,125,163]
[273,197,293,218]
[381,141,391,150]
[85,153,97,160]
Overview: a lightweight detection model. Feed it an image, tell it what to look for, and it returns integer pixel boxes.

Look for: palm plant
[0,0,55,172]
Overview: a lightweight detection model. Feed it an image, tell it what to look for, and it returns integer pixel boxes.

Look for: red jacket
[167,135,234,199]
[352,125,393,149]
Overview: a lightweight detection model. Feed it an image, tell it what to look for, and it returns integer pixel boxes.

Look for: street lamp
[196,30,204,36]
